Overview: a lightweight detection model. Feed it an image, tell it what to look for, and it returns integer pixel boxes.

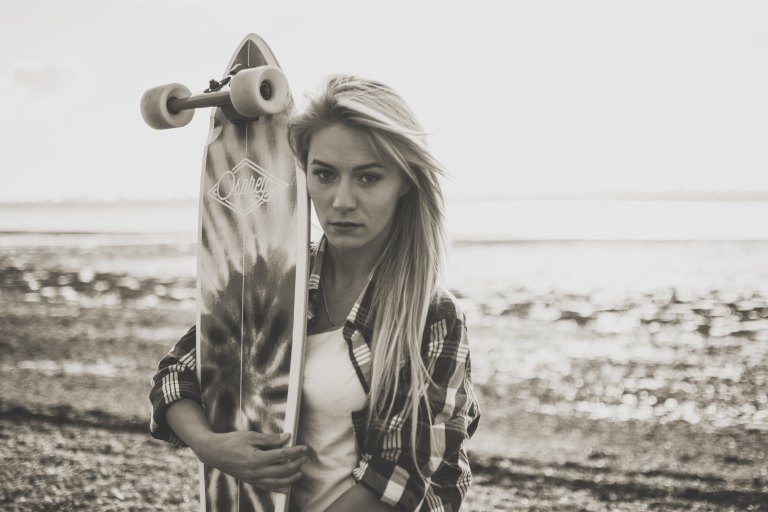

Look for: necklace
[319,281,338,326]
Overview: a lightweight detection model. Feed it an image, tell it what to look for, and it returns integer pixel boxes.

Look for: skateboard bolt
[260,81,273,100]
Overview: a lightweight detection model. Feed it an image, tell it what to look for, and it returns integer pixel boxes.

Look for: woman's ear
[398,168,414,197]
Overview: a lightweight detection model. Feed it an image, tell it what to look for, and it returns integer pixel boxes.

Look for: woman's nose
[332,179,356,211]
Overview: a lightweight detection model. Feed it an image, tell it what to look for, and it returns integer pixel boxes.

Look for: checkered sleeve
[352,294,481,511]
[148,325,202,447]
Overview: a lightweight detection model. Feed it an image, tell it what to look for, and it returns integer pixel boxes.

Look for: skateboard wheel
[140,83,194,129]
[230,65,289,118]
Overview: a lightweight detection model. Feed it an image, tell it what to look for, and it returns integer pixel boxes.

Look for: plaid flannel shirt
[149,237,480,511]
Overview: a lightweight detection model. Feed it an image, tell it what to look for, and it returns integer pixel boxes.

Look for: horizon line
[3,190,768,205]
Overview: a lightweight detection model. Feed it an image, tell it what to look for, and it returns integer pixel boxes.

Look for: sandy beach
[1,236,767,510]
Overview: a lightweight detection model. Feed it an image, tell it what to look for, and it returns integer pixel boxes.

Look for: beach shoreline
[1,238,767,510]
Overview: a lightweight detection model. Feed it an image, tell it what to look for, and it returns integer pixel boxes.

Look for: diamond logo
[208,158,288,215]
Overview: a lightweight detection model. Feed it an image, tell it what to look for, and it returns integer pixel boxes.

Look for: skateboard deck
[142,33,309,512]
[197,35,308,512]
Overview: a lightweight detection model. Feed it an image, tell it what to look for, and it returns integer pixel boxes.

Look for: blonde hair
[289,75,447,479]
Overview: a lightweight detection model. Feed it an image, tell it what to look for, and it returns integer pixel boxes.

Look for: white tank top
[291,328,368,511]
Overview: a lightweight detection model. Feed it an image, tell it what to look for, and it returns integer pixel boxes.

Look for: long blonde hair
[289,75,447,478]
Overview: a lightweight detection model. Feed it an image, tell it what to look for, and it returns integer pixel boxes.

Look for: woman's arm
[149,326,202,446]
[166,399,307,493]
[350,296,481,511]
[150,327,307,492]
[164,398,213,450]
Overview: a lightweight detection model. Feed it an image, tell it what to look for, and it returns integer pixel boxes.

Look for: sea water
[2,199,768,293]
[3,199,768,240]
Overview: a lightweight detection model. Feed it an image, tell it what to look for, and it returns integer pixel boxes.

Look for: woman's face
[306,123,409,254]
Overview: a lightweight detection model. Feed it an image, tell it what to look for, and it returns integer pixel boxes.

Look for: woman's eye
[312,169,334,181]
[359,174,381,185]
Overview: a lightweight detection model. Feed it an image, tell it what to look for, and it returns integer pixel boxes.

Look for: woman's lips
[330,221,362,231]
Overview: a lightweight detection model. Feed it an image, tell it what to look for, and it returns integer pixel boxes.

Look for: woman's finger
[251,454,306,479]
[256,444,307,465]
[246,431,291,448]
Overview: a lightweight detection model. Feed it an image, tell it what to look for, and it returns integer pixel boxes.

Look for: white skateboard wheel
[140,83,194,129]
[230,65,289,118]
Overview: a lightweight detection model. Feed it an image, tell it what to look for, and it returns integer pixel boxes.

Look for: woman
[149,75,480,511]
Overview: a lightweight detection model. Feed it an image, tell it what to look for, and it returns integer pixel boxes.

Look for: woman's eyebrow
[352,163,385,172]
[309,159,384,172]
[309,159,335,169]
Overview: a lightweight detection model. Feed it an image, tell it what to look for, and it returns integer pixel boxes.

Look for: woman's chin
[322,221,393,256]
[324,232,367,252]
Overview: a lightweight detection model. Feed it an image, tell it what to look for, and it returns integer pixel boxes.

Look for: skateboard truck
[204,63,247,93]
[140,64,289,129]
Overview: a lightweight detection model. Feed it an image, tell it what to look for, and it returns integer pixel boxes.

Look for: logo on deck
[208,158,288,215]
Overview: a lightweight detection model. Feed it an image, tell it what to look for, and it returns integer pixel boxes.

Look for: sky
[1,0,767,202]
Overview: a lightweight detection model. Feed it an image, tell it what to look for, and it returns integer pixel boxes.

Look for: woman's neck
[311,236,387,332]
[324,240,381,289]
[324,223,393,287]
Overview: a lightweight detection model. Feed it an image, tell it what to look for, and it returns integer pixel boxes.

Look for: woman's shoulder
[421,287,469,360]
[425,287,465,328]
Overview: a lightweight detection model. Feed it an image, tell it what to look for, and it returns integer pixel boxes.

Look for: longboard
[141,34,309,512]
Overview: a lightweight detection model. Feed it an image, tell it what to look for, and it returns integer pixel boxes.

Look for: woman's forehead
[308,124,383,165]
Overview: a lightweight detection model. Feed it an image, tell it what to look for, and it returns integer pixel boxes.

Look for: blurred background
[1,1,767,510]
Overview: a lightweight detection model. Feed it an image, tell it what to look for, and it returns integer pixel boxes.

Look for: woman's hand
[196,431,308,493]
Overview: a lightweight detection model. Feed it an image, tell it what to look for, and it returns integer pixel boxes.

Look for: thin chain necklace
[319,281,339,326]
